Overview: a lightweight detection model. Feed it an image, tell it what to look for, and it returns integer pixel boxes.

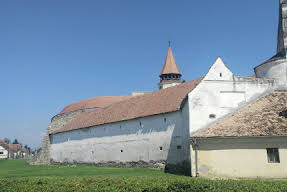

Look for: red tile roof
[59,96,134,114]
[194,92,287,138]
[51,78,202,134]
[159,48,182,76]
[8,144,21,152]
[0,140,8,149]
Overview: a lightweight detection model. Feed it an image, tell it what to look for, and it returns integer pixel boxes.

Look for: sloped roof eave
[193,92,287,138]
[50,77,202,135]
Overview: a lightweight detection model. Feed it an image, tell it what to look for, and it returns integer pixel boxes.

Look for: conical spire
[159,47,182,77]
[158,45,183,89]
[277,0,287,56]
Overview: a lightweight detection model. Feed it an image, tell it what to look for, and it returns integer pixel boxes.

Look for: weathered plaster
[191,137,287,178]
[188,58,274,136]
[255,58,287,89]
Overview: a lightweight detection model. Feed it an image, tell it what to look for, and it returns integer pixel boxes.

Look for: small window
[164,118,167,123]
[159,146,163,151]
[177,145,182,149]
[267,148,280,163]
[139,121,143,127]
[0,152,3,154]
[120,125,122,129]
[209,114,216,119]
[220,73,222,77]
[121,150,123,153]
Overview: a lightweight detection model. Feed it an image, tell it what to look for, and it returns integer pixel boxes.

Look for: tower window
[121,150,123,153]
[220,73,222,77]
[159,146,163,151]
[267,148,280,163]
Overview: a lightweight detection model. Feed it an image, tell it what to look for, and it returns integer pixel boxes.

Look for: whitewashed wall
[50,101,191,174]
[255,58,287,89]
[188,58,274,135]
[191,137,287,178]
[0,146,8,159]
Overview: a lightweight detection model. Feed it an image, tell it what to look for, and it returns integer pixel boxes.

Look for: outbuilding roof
[59,96,134,114]
[51,77,202,134]
[194,92,287,138]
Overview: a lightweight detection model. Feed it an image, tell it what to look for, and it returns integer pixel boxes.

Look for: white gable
[203,57,233,81]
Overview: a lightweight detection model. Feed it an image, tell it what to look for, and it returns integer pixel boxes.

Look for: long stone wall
[50,102,191,176]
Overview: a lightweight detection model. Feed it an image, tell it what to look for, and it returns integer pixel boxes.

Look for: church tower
[276,0,287,56]
[254,0,287,89]
[158,45,183,89]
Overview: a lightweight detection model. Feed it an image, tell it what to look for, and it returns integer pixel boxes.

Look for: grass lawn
[0,159,287,192]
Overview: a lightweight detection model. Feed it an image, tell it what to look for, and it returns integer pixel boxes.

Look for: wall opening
[159,146,163,151]
[121,150,123,153]
[267,148,280,163]
[177,145,182,149]
[220,73,222,77]
[209,114,216,119]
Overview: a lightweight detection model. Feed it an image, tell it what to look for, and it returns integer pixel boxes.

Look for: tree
[12,139,19,144]
[4,138,10,144]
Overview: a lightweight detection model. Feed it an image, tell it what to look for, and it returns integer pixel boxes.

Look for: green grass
[0,159,287,192]
[0,159,166,178]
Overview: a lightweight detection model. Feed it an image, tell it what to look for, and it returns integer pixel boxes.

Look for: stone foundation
[49,159,191,176]
[50,160,166,170]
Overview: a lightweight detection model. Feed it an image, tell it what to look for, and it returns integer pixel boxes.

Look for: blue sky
[0,0,279,148]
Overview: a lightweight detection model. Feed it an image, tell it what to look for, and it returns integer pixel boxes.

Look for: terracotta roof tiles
[59,96,134,114]
[51,78,202,134]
